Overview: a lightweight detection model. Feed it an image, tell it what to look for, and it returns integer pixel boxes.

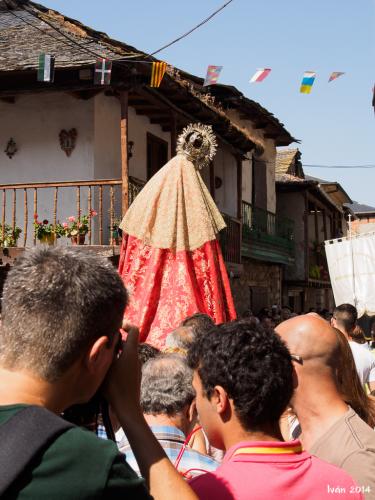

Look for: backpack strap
[0,405,74,495]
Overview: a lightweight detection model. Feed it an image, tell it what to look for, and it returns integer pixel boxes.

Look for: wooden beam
[264,132,279,140]
[135,108,167,116]
[68,89,102,100]
[322,209,327,240]
[119,90,129,216]
[236,157,242,220]
[209,161,215,200]
[149,117,171,124]
[304,191,309,281]
[0,96,15,104]
[170,112,177,156]
[314,204,319,243]
[254,122,268,130]
[140,87,251,155]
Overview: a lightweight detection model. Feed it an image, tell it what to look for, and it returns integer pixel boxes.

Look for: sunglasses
[291,354,303,365]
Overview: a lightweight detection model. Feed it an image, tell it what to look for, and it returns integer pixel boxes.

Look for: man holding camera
[0,247,196,499]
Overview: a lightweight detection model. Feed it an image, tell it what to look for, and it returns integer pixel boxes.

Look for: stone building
[276,149,351,312]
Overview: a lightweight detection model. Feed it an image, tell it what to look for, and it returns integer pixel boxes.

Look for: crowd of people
[0,247,375,499]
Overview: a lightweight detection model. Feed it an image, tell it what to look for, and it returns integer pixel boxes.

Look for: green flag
[38,54,55,83]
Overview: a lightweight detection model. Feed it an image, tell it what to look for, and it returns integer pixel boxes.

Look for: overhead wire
[148,0,234,56]
[10,0,235,69]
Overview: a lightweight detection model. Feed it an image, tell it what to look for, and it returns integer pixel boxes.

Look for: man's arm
[105,325,198,500]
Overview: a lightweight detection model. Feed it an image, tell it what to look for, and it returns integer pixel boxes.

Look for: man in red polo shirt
[187,321,362,499]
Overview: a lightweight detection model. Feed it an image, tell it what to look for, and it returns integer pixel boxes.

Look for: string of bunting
[36,53,374,112]
[37,53,168,87]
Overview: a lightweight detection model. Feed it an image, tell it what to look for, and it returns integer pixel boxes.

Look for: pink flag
[250,68,271,83]
[328,72,345,82]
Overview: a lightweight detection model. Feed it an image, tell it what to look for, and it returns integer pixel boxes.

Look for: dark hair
[0,247,127,381]
[187,321,293,430]
[333,304,357,332]
[180,312,214,334]
[138,343,160,365]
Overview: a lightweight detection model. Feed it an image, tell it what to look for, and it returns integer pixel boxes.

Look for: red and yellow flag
[150,62,167,87]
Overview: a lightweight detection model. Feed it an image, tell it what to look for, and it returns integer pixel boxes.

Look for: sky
[44,0,375,206]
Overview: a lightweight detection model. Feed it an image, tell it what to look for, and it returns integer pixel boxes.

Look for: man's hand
[103,323,142,421]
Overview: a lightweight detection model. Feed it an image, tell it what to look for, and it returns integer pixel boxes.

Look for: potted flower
[64,209,97,245]
[109,217,122,245]
[33,215,63,245]
[0,223,22,247]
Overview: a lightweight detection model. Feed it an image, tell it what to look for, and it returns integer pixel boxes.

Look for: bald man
[276,315,375,498]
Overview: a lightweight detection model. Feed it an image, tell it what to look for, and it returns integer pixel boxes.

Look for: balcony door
[147,133,169,180]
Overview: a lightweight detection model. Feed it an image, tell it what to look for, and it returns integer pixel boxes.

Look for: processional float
[118,124,236,347]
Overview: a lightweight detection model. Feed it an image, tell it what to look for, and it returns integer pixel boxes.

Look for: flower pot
[71,234,86,245]
[39,234,55,246]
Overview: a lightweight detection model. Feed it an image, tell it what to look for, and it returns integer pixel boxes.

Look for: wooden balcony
[0,179,124,248]
[0,176,243,267]
[242,201,295,265]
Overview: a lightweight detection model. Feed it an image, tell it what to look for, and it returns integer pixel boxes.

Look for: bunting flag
[300,71,316,94]
[150,61,167,87]
[37,54,55,82]
[372,85,375,114]
[250,68,271,83]
[94,58,112,85]
[203,65,223,86]
[328,71,345,82]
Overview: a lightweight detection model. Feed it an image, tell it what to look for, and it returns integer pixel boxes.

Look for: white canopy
[325,232,375,317]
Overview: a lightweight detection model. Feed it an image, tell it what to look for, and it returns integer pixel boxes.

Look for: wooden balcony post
[170,112,177,157]
[236,157,242,220]
[304,192,309,281]
[120,90,129,216]
[209,161,215,199]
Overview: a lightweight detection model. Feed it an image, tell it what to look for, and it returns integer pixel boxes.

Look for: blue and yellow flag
[300,71,316,94]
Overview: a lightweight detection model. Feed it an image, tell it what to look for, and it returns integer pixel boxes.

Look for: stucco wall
[277,191,306,281]
[242,157,252,203]
[0,92,95,244]
[0,92,94,183]
[213,142,237,217]
[224,109,277,213]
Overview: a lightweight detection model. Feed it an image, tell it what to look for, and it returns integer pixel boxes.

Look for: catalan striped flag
[37,54,55,82]
[300,71,316,94]
[250,68,271,83]
[150,62,167,87]
[203,65,223,86]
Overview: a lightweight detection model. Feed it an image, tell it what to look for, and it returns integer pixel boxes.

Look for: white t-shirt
[349,341,375,385]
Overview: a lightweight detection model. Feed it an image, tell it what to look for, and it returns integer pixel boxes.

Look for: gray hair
[0,247,127,382]
[141,354,195,416]
[165,326,195,350]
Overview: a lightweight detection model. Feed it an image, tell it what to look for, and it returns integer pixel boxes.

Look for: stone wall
[230,258,282,316]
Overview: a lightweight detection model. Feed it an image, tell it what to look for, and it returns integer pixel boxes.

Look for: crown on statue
[176,123,217,170]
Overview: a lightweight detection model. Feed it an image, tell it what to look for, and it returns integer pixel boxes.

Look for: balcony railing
[219,213,241,264]
[242,201,295,256]
[0,175,249,267]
